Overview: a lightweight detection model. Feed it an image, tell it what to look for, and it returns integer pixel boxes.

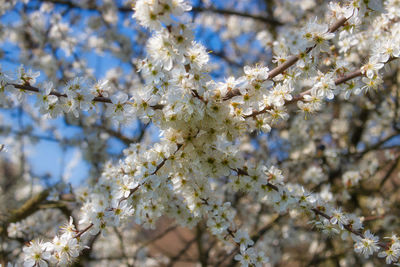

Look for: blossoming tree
[0,0,400,266]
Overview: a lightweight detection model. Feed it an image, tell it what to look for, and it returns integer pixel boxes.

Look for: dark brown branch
[217,214,280,266]
[334,69,362,85]
[8,189,50,224]
[167,238,197,267]
[38,0,283,26]
[74,223,94,239]
[11,83,112,103]
[0,189,50,235]
[379,156,400,188]
[351,133,400,158]
[196,224,207,267]
[235,167,391,250]
[136,224,178,251]
[191,7,283,26]
[9,83,164,110]
[242,62,394,119]
[223,16,349,101]
[311,208,388,249]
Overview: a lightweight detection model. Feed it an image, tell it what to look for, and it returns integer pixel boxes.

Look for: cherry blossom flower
[353,230,380,258]
[23,240,51,267]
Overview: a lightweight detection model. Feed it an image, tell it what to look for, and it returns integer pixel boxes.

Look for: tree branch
[223,17,349,101]
[0,189,50,235]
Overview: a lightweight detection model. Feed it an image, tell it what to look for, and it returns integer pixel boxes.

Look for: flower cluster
[0,0,399,266]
